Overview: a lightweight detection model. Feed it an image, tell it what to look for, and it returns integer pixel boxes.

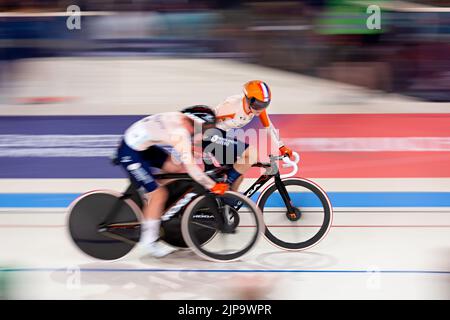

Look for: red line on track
[1,224,449,228]
[0,225,64,228]
[240,225,450,228]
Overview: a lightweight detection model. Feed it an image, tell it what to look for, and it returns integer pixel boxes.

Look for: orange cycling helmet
[243,80,271,111]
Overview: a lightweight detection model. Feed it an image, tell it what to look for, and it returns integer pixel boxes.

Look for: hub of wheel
[221,206,240,233]
[286,207,302,221]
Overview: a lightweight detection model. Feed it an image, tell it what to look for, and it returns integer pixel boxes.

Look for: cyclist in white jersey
[203,80,293,191]
[117,106,228,257]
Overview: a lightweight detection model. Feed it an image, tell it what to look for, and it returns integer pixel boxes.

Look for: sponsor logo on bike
[246,183,262,197]
[162,192,197,221]
[192,214,214,219]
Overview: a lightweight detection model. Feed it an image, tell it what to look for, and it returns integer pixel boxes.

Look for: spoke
[101,231,137,245]
[106,222,140,228]
[190,221,218,231]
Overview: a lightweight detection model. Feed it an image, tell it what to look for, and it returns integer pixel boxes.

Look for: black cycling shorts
[202,129,249,171]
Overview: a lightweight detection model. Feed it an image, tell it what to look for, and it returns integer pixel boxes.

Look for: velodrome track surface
[0,58,449,299]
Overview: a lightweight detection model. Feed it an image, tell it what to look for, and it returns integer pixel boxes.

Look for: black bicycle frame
[235,172,296,213]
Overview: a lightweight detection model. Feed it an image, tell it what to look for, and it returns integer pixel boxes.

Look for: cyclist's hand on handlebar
[210,182,229,195]
[279,145,293,159]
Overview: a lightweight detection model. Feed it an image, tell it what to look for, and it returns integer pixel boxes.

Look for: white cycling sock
[141,219,161,245]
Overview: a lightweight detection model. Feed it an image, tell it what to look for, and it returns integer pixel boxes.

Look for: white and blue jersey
[118,112,216,192]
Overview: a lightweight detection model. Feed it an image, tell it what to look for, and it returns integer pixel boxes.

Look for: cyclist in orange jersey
[203,80,293,191]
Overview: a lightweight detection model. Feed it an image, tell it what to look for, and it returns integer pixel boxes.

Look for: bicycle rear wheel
[67,190,142,260]
[181,191,264,262]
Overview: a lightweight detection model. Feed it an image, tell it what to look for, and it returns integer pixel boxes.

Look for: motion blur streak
[0,0,449,300]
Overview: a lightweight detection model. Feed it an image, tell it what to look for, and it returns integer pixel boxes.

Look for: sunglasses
[247,97,270,110]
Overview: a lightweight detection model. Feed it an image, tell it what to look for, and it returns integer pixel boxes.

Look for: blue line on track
[0,268,449,274]
[1,192,450,208]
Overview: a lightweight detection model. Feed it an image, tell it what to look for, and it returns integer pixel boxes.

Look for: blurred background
[0,0,449,300]
[0,0,449,101]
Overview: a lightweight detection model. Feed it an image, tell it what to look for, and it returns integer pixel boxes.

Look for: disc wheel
[67,190,142,260]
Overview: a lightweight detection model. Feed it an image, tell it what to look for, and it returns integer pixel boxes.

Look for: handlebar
[280,152,300,178]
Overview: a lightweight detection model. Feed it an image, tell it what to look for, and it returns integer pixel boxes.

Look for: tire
[257,178,333,251]
[181,191,264,262]
[67,190,142,261]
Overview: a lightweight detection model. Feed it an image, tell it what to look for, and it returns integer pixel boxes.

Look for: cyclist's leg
[142,158,184,220]
[144,145,185,174]
[118,142,181,256]
[203,129,255,191]
[117,142,160,200]
[230,145,257,191]
[221,135,256,191]
[140,145,184,220]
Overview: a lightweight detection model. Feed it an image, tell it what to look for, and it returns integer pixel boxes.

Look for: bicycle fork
[274,175,301,221]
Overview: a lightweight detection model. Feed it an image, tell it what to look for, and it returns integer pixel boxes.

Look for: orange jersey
[214,94,284,148]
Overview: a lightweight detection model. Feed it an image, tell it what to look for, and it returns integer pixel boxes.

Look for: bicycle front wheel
[181,191,264,262]
[257,178,333,251]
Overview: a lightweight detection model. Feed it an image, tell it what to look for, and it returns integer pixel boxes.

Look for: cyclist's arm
[258,110,285,148]
[171,130,216,189]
